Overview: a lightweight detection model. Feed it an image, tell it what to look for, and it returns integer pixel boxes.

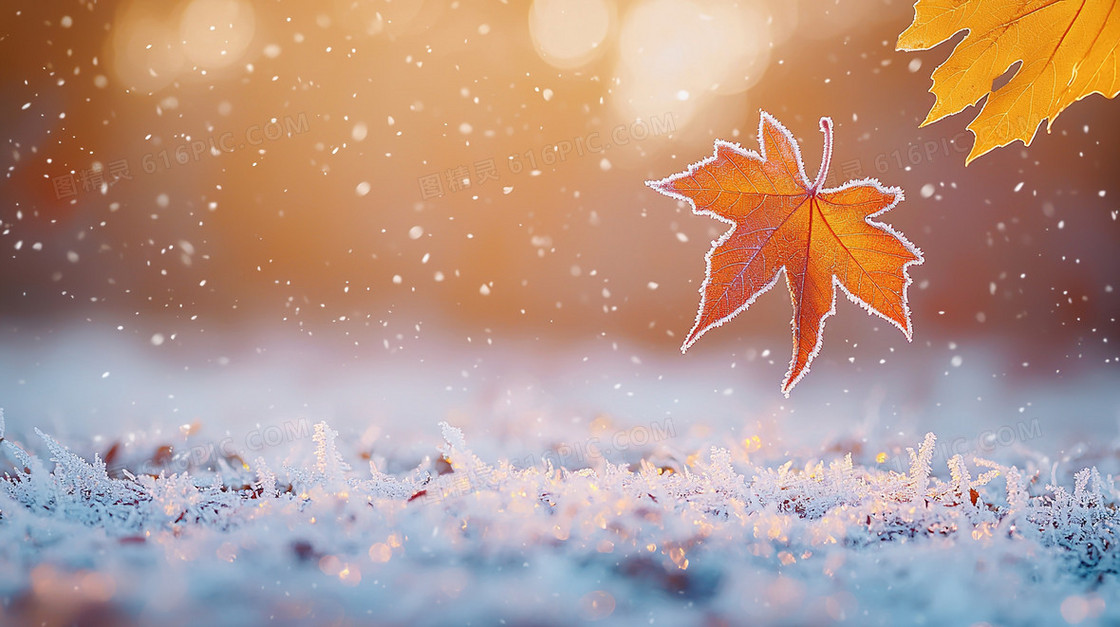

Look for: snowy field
[1,334,1117,626]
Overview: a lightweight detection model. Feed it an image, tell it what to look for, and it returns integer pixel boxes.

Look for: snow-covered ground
[1,333,1118,626]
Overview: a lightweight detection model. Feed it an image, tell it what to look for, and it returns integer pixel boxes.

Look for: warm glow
[179,0,256,70]
[109,6,184,93]
[580,590,616,621]
[706,1,771,95]
[369,542,391,562]
[332,0,426,38]
[612,0,773,126]
[529,0,612,69]
[109,0,255,93]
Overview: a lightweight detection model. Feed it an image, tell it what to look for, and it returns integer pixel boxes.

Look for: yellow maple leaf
[897,0,1120,164]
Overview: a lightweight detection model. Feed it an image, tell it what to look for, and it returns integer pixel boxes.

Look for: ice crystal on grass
[907,431,937,501]
[1035,467,1117,572]
[0,415,1118,624]
[253,456,277,497]
[0,408,33,474]
[1,428,147,532]
[312,421,351,489]
[134,471,240,530]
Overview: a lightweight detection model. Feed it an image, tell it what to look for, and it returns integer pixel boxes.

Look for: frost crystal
[314,422,350,475]
[907,431,937,501]
[0,418,1117,624]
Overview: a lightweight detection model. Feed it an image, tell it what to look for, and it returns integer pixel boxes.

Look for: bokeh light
[179,0,256,70]
[109,3,185,93]
[530,0,613,70]
[612,0,773,126]
[332,0,428,38]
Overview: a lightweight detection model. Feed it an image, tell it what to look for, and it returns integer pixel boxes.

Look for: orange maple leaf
[898,0,1120,163]
[647,112,924,395]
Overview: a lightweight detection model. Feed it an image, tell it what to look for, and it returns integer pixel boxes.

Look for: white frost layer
[0,423,1117,625]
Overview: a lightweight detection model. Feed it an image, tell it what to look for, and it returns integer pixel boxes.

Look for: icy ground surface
[0,335,1118,625]
[2,420,1119,626]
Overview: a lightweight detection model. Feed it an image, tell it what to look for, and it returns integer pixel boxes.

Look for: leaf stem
[810,117,833,193]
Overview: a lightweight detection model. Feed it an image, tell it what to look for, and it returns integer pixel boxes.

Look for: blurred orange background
[0,0,1118,415]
